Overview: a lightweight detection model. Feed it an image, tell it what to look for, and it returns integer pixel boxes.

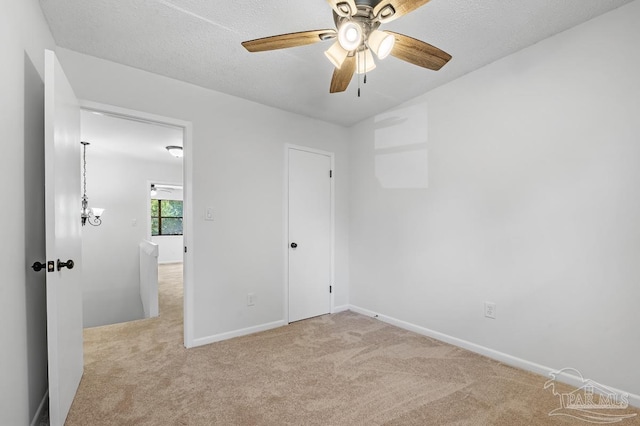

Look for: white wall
[82,149,182,327]
[151,187,184,264]
[349,1,640,397]
[151,235,183,264]
[58,48,351,341]
[0,1,55,424]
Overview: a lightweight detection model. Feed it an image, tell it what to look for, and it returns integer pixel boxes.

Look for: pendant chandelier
[80,141,105,226]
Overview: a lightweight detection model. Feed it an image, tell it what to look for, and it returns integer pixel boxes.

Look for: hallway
[67,263,184,424]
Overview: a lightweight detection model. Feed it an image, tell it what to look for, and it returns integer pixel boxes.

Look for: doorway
[286,145,335,323]
[78,101,194,347]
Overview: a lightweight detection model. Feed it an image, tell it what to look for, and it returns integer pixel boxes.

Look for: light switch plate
[484,302,496,319]
[205,207,214,221]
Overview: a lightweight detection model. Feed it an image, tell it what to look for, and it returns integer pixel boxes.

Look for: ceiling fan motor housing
[355,0,384,7]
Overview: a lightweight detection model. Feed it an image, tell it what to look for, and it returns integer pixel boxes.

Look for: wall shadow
[23,51,48,420]
[373,102,429,189]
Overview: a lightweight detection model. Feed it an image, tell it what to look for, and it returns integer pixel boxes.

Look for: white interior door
[288,147,332,323]
[44,49,84,426]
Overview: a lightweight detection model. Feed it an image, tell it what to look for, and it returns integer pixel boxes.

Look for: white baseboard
[30,390,48,426]
[191,320,287,348]
[333,304,349,313]
[191,307,348,348]
[348,305,640,409]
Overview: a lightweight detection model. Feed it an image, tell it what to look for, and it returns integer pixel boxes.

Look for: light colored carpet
[66,264,639,425]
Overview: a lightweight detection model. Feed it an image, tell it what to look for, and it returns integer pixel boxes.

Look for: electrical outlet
[484,302,496,319]
[247,293,255,307]
[205,207,214,221]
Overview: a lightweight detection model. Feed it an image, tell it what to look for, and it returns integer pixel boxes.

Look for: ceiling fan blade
[327,0,358,17]
[387,32,451,70]
[242,29,336,53]
[373,0,431,23]
[329,55,356,93]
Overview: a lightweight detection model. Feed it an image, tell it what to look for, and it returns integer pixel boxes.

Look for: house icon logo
[544,368,637,424]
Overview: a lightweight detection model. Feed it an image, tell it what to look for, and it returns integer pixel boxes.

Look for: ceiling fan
[241,0,452,94]
[150,184,178,196]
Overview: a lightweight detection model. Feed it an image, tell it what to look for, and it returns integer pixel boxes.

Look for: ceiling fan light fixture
[325,42,349,68]
[368,30,395,60]
[337,21,362,51]
[356,49,376,74]
[241,0,452,95]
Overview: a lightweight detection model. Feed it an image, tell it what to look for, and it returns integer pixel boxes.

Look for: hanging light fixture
[327,12,396,97]
[80,141,105,227]
[166,145,183,158]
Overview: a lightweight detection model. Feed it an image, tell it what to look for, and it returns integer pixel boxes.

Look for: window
[151,199,183,236]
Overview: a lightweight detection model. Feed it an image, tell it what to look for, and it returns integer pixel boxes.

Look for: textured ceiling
[40,0,633,126]
[81,109,183,165]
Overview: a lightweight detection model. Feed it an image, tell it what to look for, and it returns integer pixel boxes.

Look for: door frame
[79,100,196,348]
[283,144,335,323]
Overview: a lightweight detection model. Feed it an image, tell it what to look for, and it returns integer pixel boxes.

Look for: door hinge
[329,285,332,293]
[184,246,187,253]
[329,170,333,178]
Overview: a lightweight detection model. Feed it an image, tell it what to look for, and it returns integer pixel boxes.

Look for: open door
[44,49,84,426]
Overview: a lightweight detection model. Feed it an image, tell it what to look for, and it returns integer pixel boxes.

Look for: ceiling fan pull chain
[364,51,367,84]
[357,51,361,97]
[356,52,360,97]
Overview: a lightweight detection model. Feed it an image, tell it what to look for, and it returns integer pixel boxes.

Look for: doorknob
[290,242,298,248]
[31,261,46,272]
[57,259,75,271]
